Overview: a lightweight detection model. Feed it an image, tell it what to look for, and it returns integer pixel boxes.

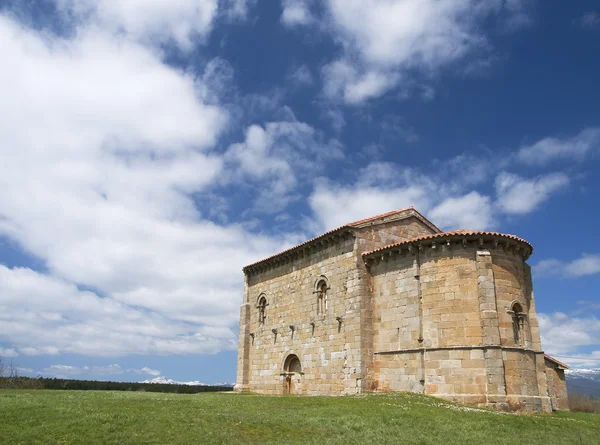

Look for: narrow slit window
[258,296,267,325]
[511,302,525,344]
[317,280,328,315]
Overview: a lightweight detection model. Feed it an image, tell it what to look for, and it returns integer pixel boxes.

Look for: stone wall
[545,360,569,411]
[235,212,558,413]
[242,234,361,395]
[368,241,552,413]
[236,215,436,395]
[354,217,437,255]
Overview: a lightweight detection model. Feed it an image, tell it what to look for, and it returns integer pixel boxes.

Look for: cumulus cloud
[0,348,19,358]
[289,65,314,86]
[538,312,600,367]
[429,192,493,230]
[308,153,572,234]
[319,0,530,103]
[55,0,219,50]
[495,172,569,214]
[309,181,431,231]
[281,0,315,27]
[40,364,161,378]
[323,61,399,104]
[0,13,295,357]
[534,254,600,278]
[0,265,240,356]
[220,0,256,21]
[516,127,600,165]
[309,163,495,232]
[140,367,162,376]
[225,119,343,211]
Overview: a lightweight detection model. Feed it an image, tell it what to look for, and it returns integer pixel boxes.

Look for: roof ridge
[346,206,416,227]
[243,207,439,271]
[544,354,570,369]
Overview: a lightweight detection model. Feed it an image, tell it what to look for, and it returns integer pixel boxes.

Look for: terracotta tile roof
[243,207,437,271]
[243,225,350,271]
[362,229,533,258]
[544,354,570,369]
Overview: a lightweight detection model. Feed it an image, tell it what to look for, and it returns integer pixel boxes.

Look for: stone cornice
[363,229,534,265]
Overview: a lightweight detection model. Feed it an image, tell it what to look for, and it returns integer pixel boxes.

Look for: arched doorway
[283,354,302,394]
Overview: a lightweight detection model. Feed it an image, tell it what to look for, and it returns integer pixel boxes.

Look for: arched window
[316,280,328,315]
[258,296,267,325]
[510,302,526,344]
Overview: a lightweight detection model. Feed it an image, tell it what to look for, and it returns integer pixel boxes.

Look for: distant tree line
[0,376,233,393]
[0,356,232,393]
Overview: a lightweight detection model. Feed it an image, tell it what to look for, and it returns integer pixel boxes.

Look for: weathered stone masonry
[235,208,569,413]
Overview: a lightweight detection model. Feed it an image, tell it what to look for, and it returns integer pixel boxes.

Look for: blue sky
[0,0,599,384]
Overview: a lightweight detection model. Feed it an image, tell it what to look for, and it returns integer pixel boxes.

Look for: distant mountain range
[565,369,600,397]
[140,376,233,387]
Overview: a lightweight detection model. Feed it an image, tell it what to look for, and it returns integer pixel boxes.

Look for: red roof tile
[544,354,570,369]
[243,207,438,271]
[362,229,533,257]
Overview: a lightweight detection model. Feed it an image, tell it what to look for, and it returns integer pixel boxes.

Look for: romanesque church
[234,207,568,413]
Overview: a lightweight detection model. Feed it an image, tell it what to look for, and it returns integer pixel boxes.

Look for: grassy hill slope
[1,390,598,444]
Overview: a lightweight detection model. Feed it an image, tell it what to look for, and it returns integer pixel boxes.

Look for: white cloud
[40,363,161,378]
[309,163,495,232]
[323,61,399,104]
[538,312,600,367]
[281,0,315,27]
[534,254,600,278]
[220,0,256,21]
[140,367,161,376]
[55,0,219,50]
[289,65,314,86]
[429,192,493,230]
[0,265,241,356]
[0,348,19,358]
[0,14,292,356]
[495,172,569,214]
[309,154,572,235]
[516,127,600,165]
[309,181,431,231]
[225,119,343,211]
[320,0,529,103]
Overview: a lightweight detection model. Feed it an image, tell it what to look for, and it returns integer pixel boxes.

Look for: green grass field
[1,390,599,444]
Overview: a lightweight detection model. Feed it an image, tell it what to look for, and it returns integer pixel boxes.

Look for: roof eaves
[243,207,440,273]
[544,354,570,369]
[362,230,533,259]
[242,225,352,272]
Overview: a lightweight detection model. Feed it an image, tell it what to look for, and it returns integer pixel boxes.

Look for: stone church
[234,207,569,413]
